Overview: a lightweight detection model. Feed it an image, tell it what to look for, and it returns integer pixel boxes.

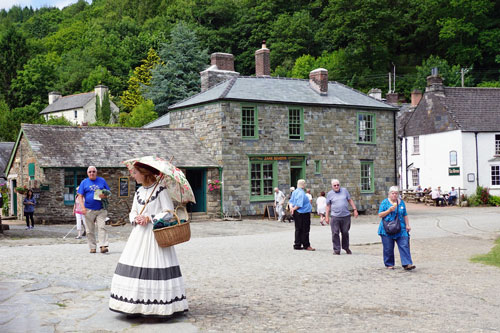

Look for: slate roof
[40,92,95,114]
[9,124,218,171]
[143,113,170,128]
[169,76,397,111]
[404,87,500,136]
[0,142,14,178]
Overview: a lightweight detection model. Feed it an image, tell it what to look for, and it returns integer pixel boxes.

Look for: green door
[290,159,305,188]
[185,169,206,212]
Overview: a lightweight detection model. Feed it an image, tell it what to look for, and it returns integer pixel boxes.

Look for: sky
[0,0,89,11]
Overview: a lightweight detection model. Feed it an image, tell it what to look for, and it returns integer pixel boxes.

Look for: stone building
[39,85,119,125]
[4,124,220,223]
[151,46,399,215]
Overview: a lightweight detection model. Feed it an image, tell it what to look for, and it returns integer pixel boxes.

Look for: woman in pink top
[73,187,87,239]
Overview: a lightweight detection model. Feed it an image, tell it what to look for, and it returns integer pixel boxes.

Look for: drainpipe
[475,132,479,187]
[404,137,409,189]
[393,111,398,187]
[219,166,223,218]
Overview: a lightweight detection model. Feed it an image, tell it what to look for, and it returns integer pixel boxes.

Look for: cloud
[0,0,89,11]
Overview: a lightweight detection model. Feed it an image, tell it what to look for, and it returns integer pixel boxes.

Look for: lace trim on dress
[136,186,166,205]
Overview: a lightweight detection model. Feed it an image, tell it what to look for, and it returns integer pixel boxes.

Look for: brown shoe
[345,248,352,254]
[90,249,96,253]
[100,246,109,254]
[304,246,316,251]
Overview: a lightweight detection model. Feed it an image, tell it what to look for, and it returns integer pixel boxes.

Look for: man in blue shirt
[289,179,315,251]
[78,166,110,254]
[326,179,358,255]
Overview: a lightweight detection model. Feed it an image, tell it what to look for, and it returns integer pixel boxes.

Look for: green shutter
[28,163,35,179]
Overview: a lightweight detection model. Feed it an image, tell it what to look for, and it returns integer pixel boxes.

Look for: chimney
[94,85,108,105]
[200,52,239,92]
[211,52,234,71]
[386,92,399,104]
[426,67,444,92]
[411,89,422,106]
[368,88,382,100]
[309,68,328,95]
[48,91,62,105]
[255,41,270,77]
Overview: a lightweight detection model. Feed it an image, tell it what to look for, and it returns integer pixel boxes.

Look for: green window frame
[249,160,277,201]
[360,161,374,193]
[64,169,87,205]
[28,163,35,180]
[241,105,258,139]
[288,107,304,140]
[314,160,321,174]
[357,112,376,144]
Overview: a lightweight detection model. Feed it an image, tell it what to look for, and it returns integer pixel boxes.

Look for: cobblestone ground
[1,205,499,332]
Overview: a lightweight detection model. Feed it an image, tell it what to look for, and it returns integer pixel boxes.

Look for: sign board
[264,205,276,220]
[118,177,130,197]
[250,156,304,161]
[448,167,460,176]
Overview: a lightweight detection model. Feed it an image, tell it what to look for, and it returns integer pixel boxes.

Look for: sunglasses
[333,184,340,187]
[88,171,96,173]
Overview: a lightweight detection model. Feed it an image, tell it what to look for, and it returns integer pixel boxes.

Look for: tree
[144,21,208,116]
[95,94,101,123]
[9,52,61,107]
[120,48,162,113]
[100,91,111,124]
[122,100,157,127]
[0,25,30,107]
[413,55,473,91]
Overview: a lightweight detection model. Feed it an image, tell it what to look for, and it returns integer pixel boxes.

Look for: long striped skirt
[109,223,188,317]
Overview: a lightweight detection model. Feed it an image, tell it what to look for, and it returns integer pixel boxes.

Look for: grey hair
[87,166,97,172]
[331,179,340,185]
[388,186,399,194]
[297,179,306,189]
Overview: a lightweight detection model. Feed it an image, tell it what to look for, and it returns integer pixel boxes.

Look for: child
[73,188,86,239]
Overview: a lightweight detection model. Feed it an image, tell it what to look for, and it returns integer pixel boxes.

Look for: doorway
[185,169,206,212]
[290,159,305,188]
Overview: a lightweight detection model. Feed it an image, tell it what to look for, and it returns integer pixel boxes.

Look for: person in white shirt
[316,191,327,226]
[274,187,286,222]
[431,187,445,206]
[448,187,458,205]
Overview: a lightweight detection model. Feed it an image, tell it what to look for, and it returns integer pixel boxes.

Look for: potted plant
[208,179,221,192]
[15,186,28,195]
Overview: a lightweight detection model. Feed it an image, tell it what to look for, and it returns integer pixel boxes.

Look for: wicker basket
[153,206,191,248]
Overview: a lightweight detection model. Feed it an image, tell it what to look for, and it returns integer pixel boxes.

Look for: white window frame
[411,168,419,187]
[412,136,420,154]
[491,165,500,186]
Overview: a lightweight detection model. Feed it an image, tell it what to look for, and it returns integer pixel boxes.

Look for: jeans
[330,215,351,252]
[381,235,413,267]
[25,212,34,227]
[293,211,311,249]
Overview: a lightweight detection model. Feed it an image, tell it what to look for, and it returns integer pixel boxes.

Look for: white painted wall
[403,130,500,196]
[45,108,83,125]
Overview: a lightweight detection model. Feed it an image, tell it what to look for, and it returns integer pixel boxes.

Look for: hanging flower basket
[208,179,221,192]
[15,186,28,195]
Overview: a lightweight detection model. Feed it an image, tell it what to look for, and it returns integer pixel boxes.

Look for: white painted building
[401,74,500,196]
[39,85,119,125]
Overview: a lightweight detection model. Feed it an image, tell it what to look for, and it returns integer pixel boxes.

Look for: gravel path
[1,205,499,332]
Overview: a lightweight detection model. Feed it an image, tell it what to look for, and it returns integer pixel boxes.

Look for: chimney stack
[426,67,444,92]
[48,91,62,105]
[94,85,108,105]
[200,52,239,92]
[211,52,235,71]
[368,88,382,100]
[411,89,422,106]
[386,92,399,104]
[309,68,328,95]
[255,41,270,77]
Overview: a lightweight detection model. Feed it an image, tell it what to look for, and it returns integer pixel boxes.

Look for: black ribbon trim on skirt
[110,293,186,305]
[114,263,182,281]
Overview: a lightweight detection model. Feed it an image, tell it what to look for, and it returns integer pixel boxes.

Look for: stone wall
[170,102,396,216]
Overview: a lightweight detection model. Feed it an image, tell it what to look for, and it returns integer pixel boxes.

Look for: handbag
[383,201,401,235]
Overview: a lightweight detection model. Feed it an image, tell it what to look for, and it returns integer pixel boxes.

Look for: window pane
[64,172,74,187]
[250,163,261,195]
[358,114,374,143]
[492,166,500,185]
[242,107,255,138]
[250,162,274,198]
[263,164,273,195]
[495,134,500,155]
[361,162,373,191]
[289,108,302,140]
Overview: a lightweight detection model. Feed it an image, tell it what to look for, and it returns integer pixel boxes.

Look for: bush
[488,195,500,207]
[467,194,481,207]
[476,186,490,205]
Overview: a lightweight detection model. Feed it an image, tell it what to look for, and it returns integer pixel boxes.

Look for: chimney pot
[426,74,444,92]
[255,43,270,77]
[309,68,328,95]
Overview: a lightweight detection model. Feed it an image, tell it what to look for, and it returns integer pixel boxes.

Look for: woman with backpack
[377,186,415,271]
